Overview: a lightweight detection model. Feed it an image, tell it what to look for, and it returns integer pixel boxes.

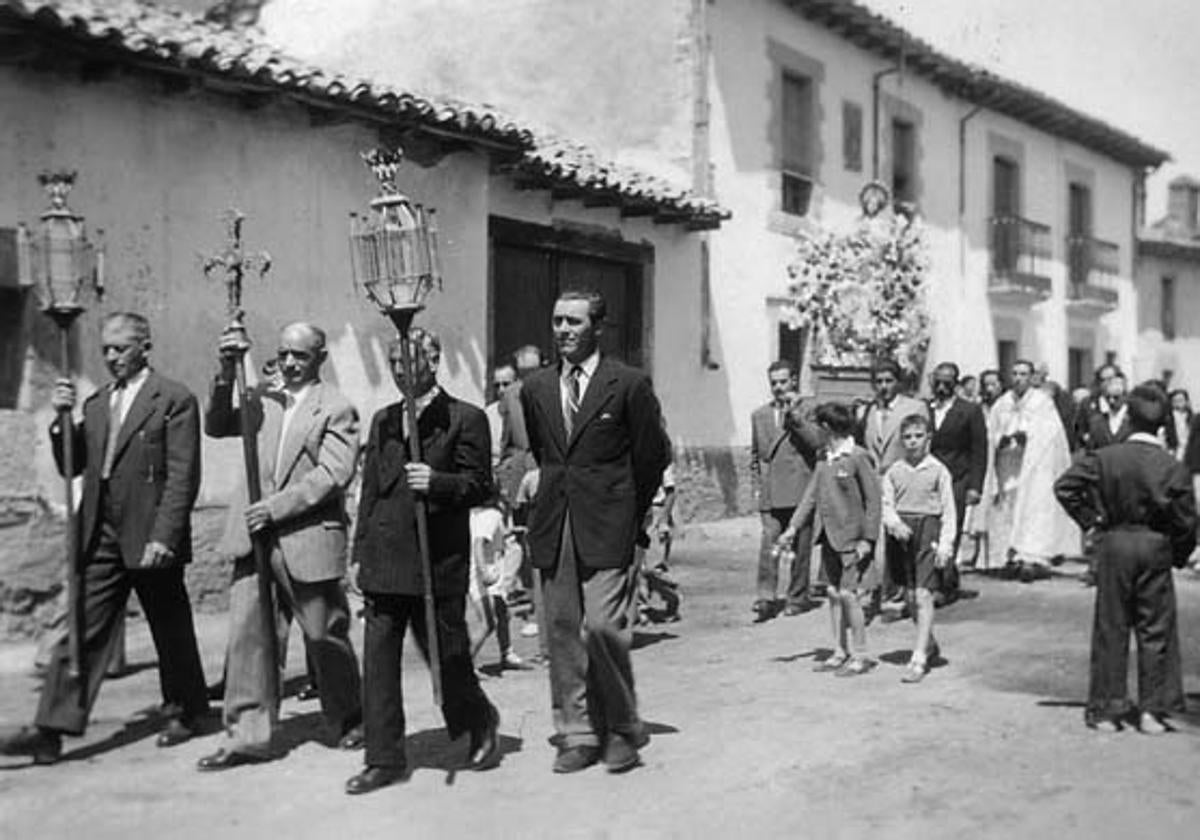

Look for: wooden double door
[489,217,648,370]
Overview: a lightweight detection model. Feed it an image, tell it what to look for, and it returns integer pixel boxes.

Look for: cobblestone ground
[2,517,1199,839]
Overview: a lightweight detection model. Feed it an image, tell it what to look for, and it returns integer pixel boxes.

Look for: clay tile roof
[2,0,726,227]
[517,135,728,228]
[785,0,1170,169]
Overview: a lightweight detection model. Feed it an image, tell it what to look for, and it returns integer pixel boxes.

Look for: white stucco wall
[1136,251,1200,393]
[703,0,1141,446]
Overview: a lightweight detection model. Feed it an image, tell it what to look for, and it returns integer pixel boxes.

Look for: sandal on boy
[833,657,873,677]
[812,653,849,673]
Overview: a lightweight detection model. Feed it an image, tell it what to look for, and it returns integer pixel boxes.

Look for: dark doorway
[489,218,651,371]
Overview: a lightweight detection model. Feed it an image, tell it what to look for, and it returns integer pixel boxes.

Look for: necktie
[101,382,126,480]
[565,365,582,437]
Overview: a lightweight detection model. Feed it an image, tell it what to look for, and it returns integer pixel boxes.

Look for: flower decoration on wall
[783,184,931,374]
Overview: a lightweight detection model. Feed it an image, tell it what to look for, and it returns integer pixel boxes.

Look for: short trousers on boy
[887,513,942,592]
[820,540,870,592]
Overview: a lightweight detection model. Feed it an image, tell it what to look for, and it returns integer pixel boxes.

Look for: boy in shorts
[780,402,880,677]
[882,414,957,683]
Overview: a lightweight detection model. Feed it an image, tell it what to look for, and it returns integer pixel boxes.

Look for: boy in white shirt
[882,414,957,683]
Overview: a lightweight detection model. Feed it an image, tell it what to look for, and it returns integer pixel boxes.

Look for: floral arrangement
[782,208,931,373]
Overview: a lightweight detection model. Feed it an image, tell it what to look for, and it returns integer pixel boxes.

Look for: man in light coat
[197,321,363,770]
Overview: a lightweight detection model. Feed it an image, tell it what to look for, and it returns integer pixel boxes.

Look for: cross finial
[202,208,271,324]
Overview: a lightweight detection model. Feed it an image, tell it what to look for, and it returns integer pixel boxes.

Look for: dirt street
[2,517,1199,839]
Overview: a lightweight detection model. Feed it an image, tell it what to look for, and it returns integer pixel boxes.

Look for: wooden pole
[389,307,442,706]
[202,210,277,712]
[231,338,280,716]
[53,318,87,710]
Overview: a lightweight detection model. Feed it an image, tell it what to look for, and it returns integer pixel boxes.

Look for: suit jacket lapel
[87,390,110,471]
[376,404,407,493]
[537,373,569,455]
[111,373,160,466]
[568,358,616,449]
[257,390,284,493]
[766,407,790,461]
[415,390,451,455]
[275,383,322,485]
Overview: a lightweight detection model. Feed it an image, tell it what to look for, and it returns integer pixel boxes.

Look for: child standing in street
[779,402,880,677]
[882,414,957,683]
[1054,384,1197,733]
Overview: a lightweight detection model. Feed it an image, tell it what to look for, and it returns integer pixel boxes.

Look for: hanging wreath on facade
[782,182,932,375]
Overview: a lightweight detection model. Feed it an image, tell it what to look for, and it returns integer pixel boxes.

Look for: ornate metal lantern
[18,171,104,327]
[349,148,442,314]
[17,170,103,695]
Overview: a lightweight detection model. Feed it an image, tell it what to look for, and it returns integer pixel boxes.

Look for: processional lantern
[17,170,103,700]
[18,171,104,328]
[348,146,445,705]
[349,147,442,317]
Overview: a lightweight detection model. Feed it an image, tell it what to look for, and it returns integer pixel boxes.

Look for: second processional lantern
[348,147,443,315]
[347,146,446,705]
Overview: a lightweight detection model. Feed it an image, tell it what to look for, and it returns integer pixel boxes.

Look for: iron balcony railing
[1066,234,1120,292]
[989,214,1052,283]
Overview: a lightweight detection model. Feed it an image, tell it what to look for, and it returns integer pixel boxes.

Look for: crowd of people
[1,294,1195,793]
[754,355,1197,728]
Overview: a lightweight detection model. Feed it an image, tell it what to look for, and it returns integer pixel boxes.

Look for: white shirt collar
[405,385,440,416]
[113,366,149,393]
[827,437,856,461]
[563,350,600,379]
[900,453,939,470]
[1128,432,1165,448]
[281,381,315,411]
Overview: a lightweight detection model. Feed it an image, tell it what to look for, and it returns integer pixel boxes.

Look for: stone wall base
[0,444,757,639]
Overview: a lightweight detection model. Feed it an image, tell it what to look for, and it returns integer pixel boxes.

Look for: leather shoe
[468,707,501,770]
[345,765,408,795]
[751,599,776,623]
[552,744,600,774]
[0,725,62,765]
[784,597,821,615]
[337,724,365,750]
[156,719,196,748]
[602,734,641,774]
[196,748,270,772]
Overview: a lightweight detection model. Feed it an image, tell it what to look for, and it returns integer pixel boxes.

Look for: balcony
[988,215,1053,306]
[1066,234,1120,316]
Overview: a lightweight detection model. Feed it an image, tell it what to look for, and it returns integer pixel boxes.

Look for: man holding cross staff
[197,214,363,771]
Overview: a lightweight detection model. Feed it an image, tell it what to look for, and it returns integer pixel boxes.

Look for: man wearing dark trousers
[198,322,363,771]
[1,312,208,764]
[750,360,822,621]
[346,328,500,795]
[928,362,987,603]
[1054,383,1196,733]
[520,288,670,775]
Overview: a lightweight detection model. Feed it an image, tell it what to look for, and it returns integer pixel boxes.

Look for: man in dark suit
[928,362,987,602]
[1077,371,1131,453]
[0,312,208,764]
[1054,384,1196,733]
[198,322,363,771]
[749,360,822,620]
[345,328,500,795]
[520,289,669,774]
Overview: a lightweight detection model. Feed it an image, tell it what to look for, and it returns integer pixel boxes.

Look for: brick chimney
[1167,175,1200,234]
